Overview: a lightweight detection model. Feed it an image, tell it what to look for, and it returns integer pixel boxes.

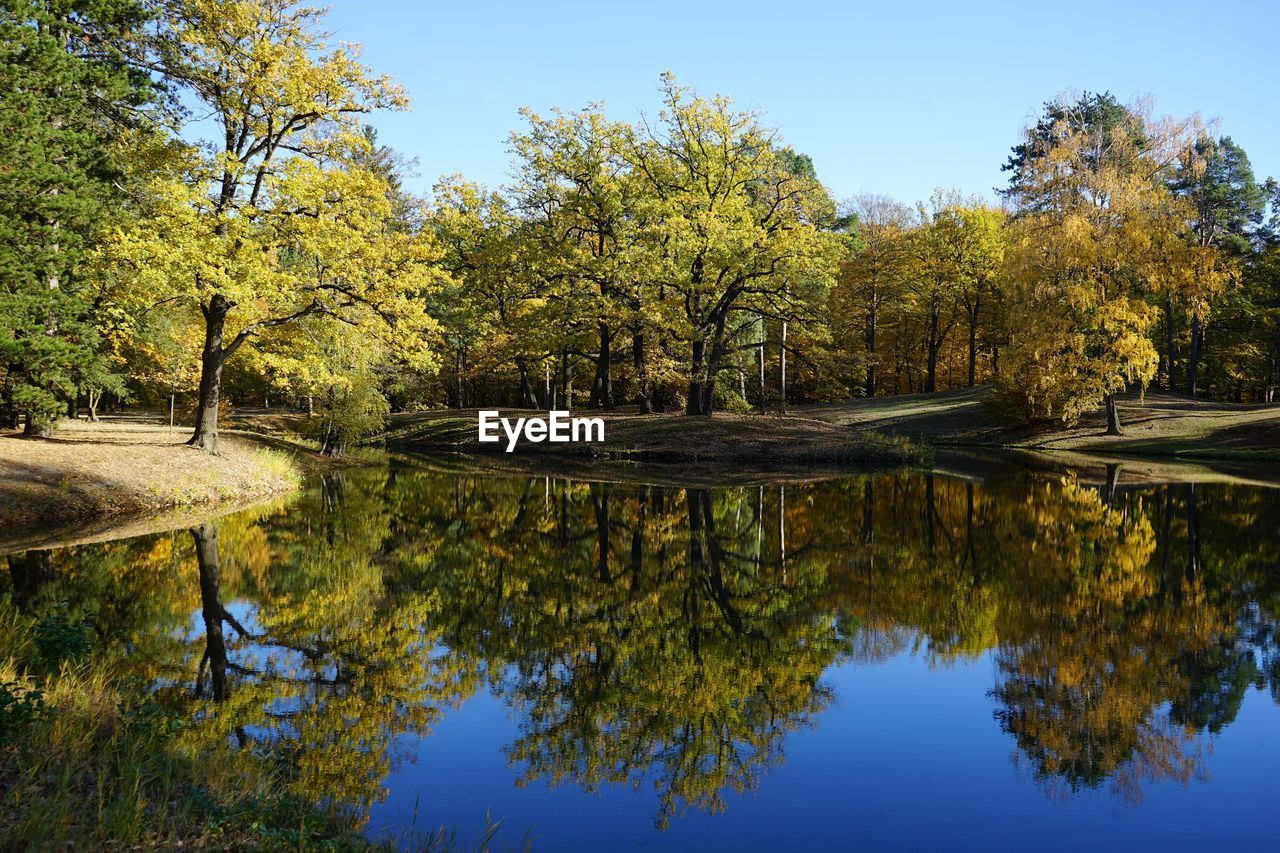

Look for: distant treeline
[3,0,1279,453]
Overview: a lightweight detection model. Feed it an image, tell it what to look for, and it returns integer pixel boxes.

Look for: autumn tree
[997,95,1197,430]
[108,0,434,453]
[626,75,842,415]
[830,194,912,396]
[510,106,645,410]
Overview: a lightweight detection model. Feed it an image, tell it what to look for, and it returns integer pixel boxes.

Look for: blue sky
[320,0,1279,205]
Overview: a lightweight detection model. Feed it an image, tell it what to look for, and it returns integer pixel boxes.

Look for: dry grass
[0,609,373,850]
[0,415,301,533]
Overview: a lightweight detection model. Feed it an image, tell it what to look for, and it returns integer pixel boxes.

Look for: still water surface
[7,461,1279,850]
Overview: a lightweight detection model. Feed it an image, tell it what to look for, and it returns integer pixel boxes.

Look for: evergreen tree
[0,0,156,434]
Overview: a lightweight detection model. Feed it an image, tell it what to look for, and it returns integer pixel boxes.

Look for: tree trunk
[516,357,537,408]
[592,324,613,409]
[1105,393,1123,436]
[1187,314,1203,396]
[757,335,766,415]
[779,320,788,415]
[925,307,940,393]
[561,351,574,411]
[67,396,78,420]
[1164,296,1176,392]
[865,305,877,397]
[192,524,229,701]
[1104,463,1122,506]
[632,329,652,413]
[686,337,709,416]
[87,389,100,422]
[23,412,52,437]
[452,347,464,409]
[188,295,231,453]
[966,298,980,388]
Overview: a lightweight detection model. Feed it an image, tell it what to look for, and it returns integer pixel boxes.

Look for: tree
[627,75,842,415]
[832,195,911,396]
[1168,135,1265,395]
[908,192,958,392]
[110,0,433,453]
[510,106,643,410]
[997,95,1195,428]
[953,205,1006,387]
[429,177,545,408]
[0,0,158,434]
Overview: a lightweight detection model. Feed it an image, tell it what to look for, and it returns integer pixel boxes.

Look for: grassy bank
[0,599,465,850]
[804,387,1280,465]
[0,417,305,535]
[379,409,926,468]
[0,606,373,849]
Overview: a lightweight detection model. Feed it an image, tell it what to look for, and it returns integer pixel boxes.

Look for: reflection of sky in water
[369,648,1274,852]
[25,468,1280,851]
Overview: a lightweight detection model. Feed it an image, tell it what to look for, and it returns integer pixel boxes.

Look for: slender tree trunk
[561,351,573,411]
[592,324,613,409]
[452,347,464,409]
[865,305,877,397]
[1105,393,1123,435]
[967,298,980,388]
[66,396,78,420]
[779,320,787,415]
[188,295,231,453]
[925,307,940,393]
[757,335,766,415]
[168,392,175,433]
[87,389,99,422]
[516,357,537,408]
[1164,296,1176,392]
[632,328,652,413]
[1187,314,1203,396]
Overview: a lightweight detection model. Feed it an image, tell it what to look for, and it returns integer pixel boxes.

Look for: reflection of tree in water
[173,475,481,818]
[9,466,1280,825]
[822,472,1280,804]
[401,480,841,828]
[5,472,480,823]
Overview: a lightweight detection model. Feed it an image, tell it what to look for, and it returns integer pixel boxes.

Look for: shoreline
[7,391,1280,553]
[0,418,313,547]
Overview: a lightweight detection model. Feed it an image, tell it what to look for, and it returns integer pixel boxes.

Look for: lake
[5,459,1278,851]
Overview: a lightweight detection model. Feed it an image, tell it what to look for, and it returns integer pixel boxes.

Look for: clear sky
[320,0,1279,206]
